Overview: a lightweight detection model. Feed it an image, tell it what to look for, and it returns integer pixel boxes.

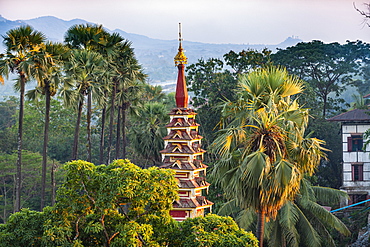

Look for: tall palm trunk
[115,106,121,159]
[15,73,26,212]
[107,81,117,164]
[41,80,51,210]
[99,105,106,164]
[121,103,128,159]
[257,211,266,247]
[72,100,84,160]
[87,91,92,162]
[51,161,56,206]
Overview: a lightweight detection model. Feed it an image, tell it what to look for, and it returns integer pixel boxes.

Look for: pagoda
[160,24,213,221]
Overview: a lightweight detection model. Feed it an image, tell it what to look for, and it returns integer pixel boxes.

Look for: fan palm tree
[64,24,112,162]
[64,49,106,161]
[211,66,327,246]
[26,42,70,209]
[64,23,109,50]
[106,41,146,162]
[129,102,169,167]
[141,84,166,103]
[218,179,350,247]
[350,94,368,110]
[0,25,46,212]
[65,24,127,163]
[95,33,124,165]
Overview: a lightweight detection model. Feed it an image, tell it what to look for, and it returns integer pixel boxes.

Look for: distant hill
[0,15,303,94]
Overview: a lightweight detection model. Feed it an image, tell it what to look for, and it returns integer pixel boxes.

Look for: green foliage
[0,160,257,246]
[271,40,370,118]
[186,49,271,146]
[169,214,258,247]
[0,150,62,222]
[187,58,236,108]
[223,48,272,74]
[0,208,45,247]
[0,97,17,153]
[10,97,81,163]
[306,118,342,188]
[128,102,169,166]
[50,159,179,246]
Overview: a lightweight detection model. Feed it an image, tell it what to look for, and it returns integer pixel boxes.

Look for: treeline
[186,42,370,188]
[0,24,175,220]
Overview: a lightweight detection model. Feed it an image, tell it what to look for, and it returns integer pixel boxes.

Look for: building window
[349,194,367,204]
[351,163,364,181]
[348,134,363,152]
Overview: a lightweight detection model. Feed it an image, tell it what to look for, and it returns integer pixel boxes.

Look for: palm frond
[293,203,322,247]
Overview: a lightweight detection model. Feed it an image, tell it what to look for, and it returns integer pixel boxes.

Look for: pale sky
[1,0,369,44]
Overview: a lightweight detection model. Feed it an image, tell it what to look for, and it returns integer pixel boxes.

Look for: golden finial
[174,23,187,66]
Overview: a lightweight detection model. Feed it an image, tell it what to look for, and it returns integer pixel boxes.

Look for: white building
[328,109,370,204]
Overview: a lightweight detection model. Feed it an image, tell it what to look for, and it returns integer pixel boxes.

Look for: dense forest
[0,18,370,246]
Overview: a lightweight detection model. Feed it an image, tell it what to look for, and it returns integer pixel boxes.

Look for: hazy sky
[1,0,369,44]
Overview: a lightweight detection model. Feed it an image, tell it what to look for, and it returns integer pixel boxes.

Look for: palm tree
[64,23,109,50]
[65,24,125,163]
[141,84,166,103]
[129,102,169,167]
[64,49,106,161]
[26,42,70,210]
[64,24,112,161]
[0,25,46,212]
[350,94,368,110]
[218,179,350,247]
[106,42,146,162]
[96,33,123,165]
[211,67,327,246]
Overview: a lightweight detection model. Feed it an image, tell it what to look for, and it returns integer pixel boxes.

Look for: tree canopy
[271,40,370,118]
[0,159,258,247]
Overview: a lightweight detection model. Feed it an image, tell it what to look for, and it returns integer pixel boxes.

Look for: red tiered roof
[173,196,213,209]
[179,177,210,189]
[163,129,203,141]
[160,143,206,155]
[165,117,200,128]
[160,159,208,170]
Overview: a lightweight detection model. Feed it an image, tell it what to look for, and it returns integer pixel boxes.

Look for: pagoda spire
[174,23,188,108]
[160,24,213,221]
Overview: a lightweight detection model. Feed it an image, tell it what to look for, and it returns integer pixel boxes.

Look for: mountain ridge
[0,15,303,91]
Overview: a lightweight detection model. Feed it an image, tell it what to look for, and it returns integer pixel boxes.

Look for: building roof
[173,196,213,209]
[327,109,370,122]
[163,129,203,141]
[169,108,197,115]
[178,177,210,189]
[165,117,200,128]
[160,159,208,170]
[160,143,206,154]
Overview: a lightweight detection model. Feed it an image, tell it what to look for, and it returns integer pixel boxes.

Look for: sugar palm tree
[26,42,70,209]
[64,23,109,50]
[106,41,146,162]
[96,33,124,164]
[129,102,169,167]
[64,49,106,161]
[64,24,112,161]
[65,24,125,163]
[211,66,327,247]
[0,25,46,212]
